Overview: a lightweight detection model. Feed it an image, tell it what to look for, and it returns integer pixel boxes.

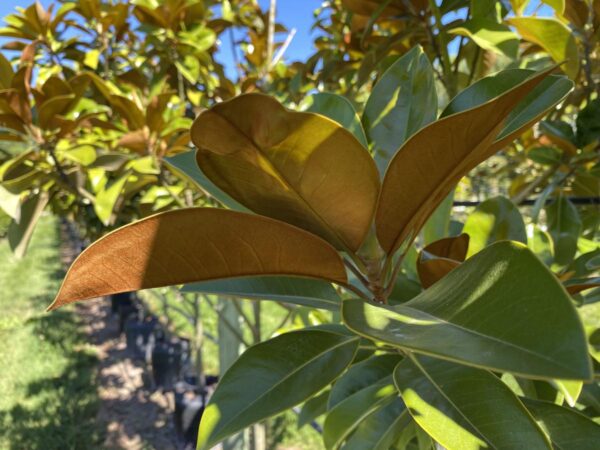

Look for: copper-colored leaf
[38,94,75,129]
[49,208,347,309]
[118,129,149,154]
[417,234,469,288]
[192,93,379,252]
[376,68,555,254]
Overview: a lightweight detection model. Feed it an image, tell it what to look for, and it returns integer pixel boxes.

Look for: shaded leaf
[362,46,437,176]
[49,208,347,309]
[417,234,469,288]
[197,330,359,449]
[523,398,600,449]
[546,195,582,266]
[8,192,49,259]
[182,276,341,311]
[463,196,527,257]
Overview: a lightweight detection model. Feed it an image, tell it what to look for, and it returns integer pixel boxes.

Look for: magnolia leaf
[0,184,20,220]
[182,276,341,311]
[192,93,379,252]
[197,330,359,449]
[417,234,469,288]
[343,241,592,380]
[298,390,330,428]
[546,195,582,266]
[394,355,552,450]
[323,376,397,450]
[449,18,519,58]
[93,174,129,226]
[38,94,75,129]
[422,189,454,245]
[342,398,411,450]
[528,223,554,266]
[328,354,402,409]
[8,191,49,259]
[49,208,348,309]
[508,17,579,79]
[442,69,572,153]
[362,46,437,176]
[463,196,527,257]
[523,398,600,449]
[164,150,249,212]
[376,67,555,254]
[302,92,368,147]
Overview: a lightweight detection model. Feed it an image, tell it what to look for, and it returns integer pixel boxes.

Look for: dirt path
[60,223,179,450]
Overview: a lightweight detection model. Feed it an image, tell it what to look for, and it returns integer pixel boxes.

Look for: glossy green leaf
[164,150,249,212]
[528,223,554,266]
[342,398,410,450]
[377,68,555,254]
[546,195,582,266]
[442,69,573,151]
[329,354,402,409]
[298,390,330,428]
[463,196,527,257]
[93,173,129,226]
[343,241,592,380]
[324,376,397,450]
[422,189,454,246]
[523,398,600,449]
[394,355,552,450]
[0,184,20,220]
[508,17,579,79]
[8,192,49,259]
[303,93,367,147]
[197,330,359,450]
[362,46,437,176]
[182,276,341,311]
[192,93,379,251]
[450,18,519,58]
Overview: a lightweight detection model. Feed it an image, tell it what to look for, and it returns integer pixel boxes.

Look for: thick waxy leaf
[197,330,359,449]
[394,356,552,450]
[298,390,330,428]
[546,196,582,266]
[182,276,341,311]
[8,192,48,259]
[422,190,454,245]
[342,398,410,450]
[329,354,402,409]
[376,68,555,254]
[362,46,437,176]
[417,234,469,288]
[49,208,347,309]
[303,93,367,147]
[463,196,527,256]
[93,173,129,226]
[164,150,249,212]
[450,18,519,58]
[442,69,572,152]
[523,398,600,449]
[192,93,379,251]
[324,376,397,449]
[508,17,579,79]
[343,241,592,379]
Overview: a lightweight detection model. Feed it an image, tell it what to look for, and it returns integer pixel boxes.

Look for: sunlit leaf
[508,17,579,79]
[192,93,379,251]
[450,18,519,58]
[8,191,49,259]
[49,208,348,309]
[377,68,555,254]
[394,355,552,450]
[343,241,592,379]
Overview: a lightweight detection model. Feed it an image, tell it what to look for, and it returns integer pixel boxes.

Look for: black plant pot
[118,301,140,335]
[110,291,134,314]
[124,315,158,359]
[151,337,190,390]
[174,382,206,448]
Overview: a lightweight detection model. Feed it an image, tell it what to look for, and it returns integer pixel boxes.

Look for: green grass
[0,215,101,450]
